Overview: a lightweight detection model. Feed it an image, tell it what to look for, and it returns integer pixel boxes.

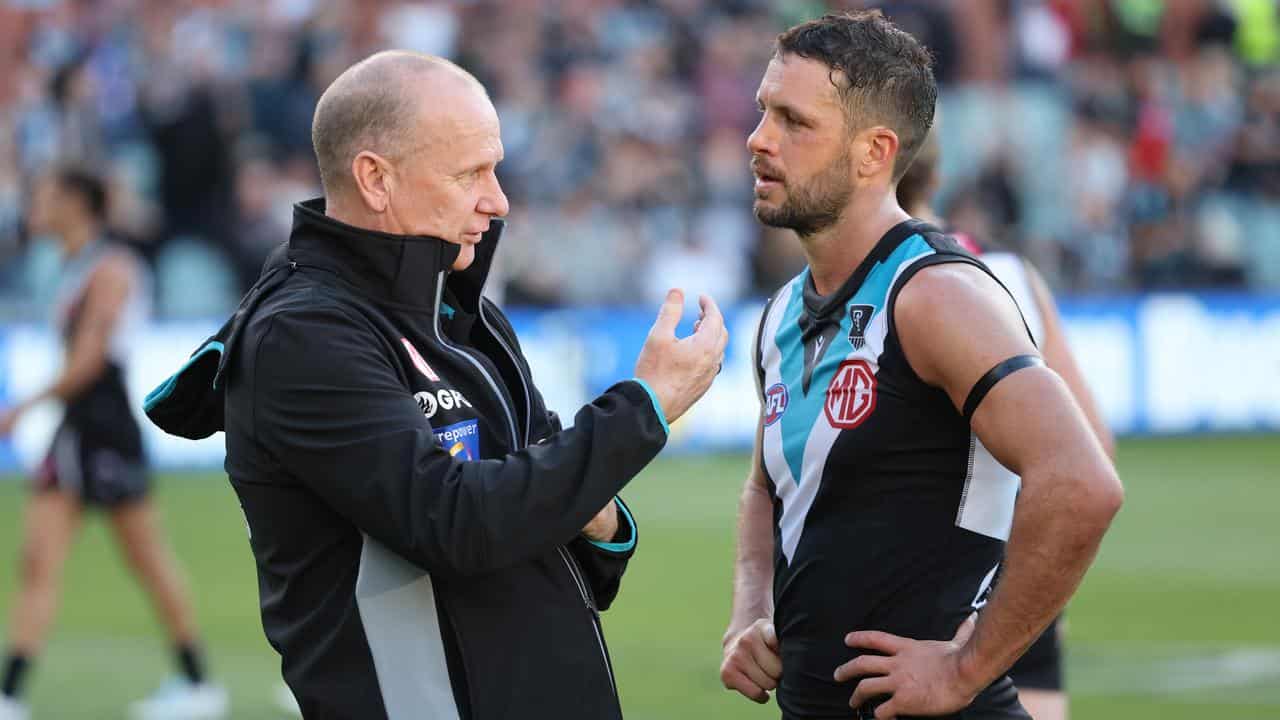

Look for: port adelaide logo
[848,304,875,350]
[763,383,789,426]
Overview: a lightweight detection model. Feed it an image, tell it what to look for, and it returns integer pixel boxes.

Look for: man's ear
[858,127,900,180]
[351,150,394,213]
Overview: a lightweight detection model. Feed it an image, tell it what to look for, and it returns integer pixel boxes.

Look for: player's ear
[858,127,899,180]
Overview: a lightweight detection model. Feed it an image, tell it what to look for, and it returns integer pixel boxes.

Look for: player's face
[387,88,510,271]
[748,55,854,237]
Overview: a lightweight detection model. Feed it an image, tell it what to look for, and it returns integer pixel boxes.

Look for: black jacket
[146,199,669,719]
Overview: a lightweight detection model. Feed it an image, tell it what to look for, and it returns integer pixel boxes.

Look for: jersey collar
[801,218,939,329]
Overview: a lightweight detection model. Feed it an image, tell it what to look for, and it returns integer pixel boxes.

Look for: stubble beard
[753,148,853,239]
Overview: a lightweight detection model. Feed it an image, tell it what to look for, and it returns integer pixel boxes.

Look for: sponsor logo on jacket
[415,389,473,419]
[434,419,480,460]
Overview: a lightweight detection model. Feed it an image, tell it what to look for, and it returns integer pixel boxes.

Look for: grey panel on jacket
[356,535,461,720]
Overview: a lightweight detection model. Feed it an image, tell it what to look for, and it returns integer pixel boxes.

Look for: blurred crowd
[1,0,1279,319]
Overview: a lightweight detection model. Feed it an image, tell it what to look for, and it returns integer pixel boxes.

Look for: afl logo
[824,359,876,429]
[763,383,789,426]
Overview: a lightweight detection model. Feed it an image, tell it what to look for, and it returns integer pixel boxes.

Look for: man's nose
[478,179,509,217]
[747,117,776,157]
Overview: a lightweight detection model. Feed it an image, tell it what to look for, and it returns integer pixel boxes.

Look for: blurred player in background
[721,11,1122,720]
[895,126,1117,720]
[0,168,227,720]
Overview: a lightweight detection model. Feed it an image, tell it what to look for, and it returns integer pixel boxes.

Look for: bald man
[144,52,727,719]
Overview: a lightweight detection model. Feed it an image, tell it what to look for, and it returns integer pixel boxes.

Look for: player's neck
[800,193,910,296]
[908,202,943,227]
[60,220,99,258]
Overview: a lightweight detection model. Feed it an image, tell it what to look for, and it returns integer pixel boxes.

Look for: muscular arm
[897,264,1123,693]
[725,421,774,640]
[1025,260,1116,459]
[720,419,783,704]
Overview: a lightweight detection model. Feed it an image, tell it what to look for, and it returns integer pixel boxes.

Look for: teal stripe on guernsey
[774,277,818,487]
[772,234,933,485]
[587,498,637,553]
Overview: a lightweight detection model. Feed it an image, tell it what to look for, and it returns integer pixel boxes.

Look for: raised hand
[634,289,728,424]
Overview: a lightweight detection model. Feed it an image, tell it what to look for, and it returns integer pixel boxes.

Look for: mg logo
[824,359,877,429]
[763,383,789,426]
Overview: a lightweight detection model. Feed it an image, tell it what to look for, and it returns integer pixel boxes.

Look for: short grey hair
[311,51,484,196]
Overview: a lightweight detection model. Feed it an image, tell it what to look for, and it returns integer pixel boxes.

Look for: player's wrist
[952,641,994,698]
[723,611,770,647]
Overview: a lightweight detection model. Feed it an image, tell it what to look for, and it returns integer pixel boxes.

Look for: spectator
[2,0,1280,313]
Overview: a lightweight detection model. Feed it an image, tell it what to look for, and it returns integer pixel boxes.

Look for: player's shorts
[33,421,150,508]
[1007,616,1063,691]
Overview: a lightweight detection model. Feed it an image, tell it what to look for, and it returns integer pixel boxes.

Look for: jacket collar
[287,198,504,312]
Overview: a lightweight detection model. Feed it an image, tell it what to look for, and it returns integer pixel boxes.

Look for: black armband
[962,354,1044,422]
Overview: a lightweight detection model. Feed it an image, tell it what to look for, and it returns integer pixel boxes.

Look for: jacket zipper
[438,271,616,698]
[432,273,519,449]
[477,301,532,446]
[557,546,617,697]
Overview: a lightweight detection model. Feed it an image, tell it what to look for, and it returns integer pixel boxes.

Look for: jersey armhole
[751,292,779,399]
[884,254,1039,388]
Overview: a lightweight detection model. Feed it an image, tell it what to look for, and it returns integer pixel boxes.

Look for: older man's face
[390,88,509,271]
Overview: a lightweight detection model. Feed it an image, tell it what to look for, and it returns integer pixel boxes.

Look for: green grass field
[1,435,1277,719]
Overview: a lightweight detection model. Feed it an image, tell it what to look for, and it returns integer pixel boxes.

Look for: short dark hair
[895,124,940,210]
[54,166,109,221]
[776,10,937,180]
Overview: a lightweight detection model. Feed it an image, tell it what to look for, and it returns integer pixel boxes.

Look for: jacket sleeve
[248,304,668,579]
[567,495,637,611]
[497,304,642,610]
